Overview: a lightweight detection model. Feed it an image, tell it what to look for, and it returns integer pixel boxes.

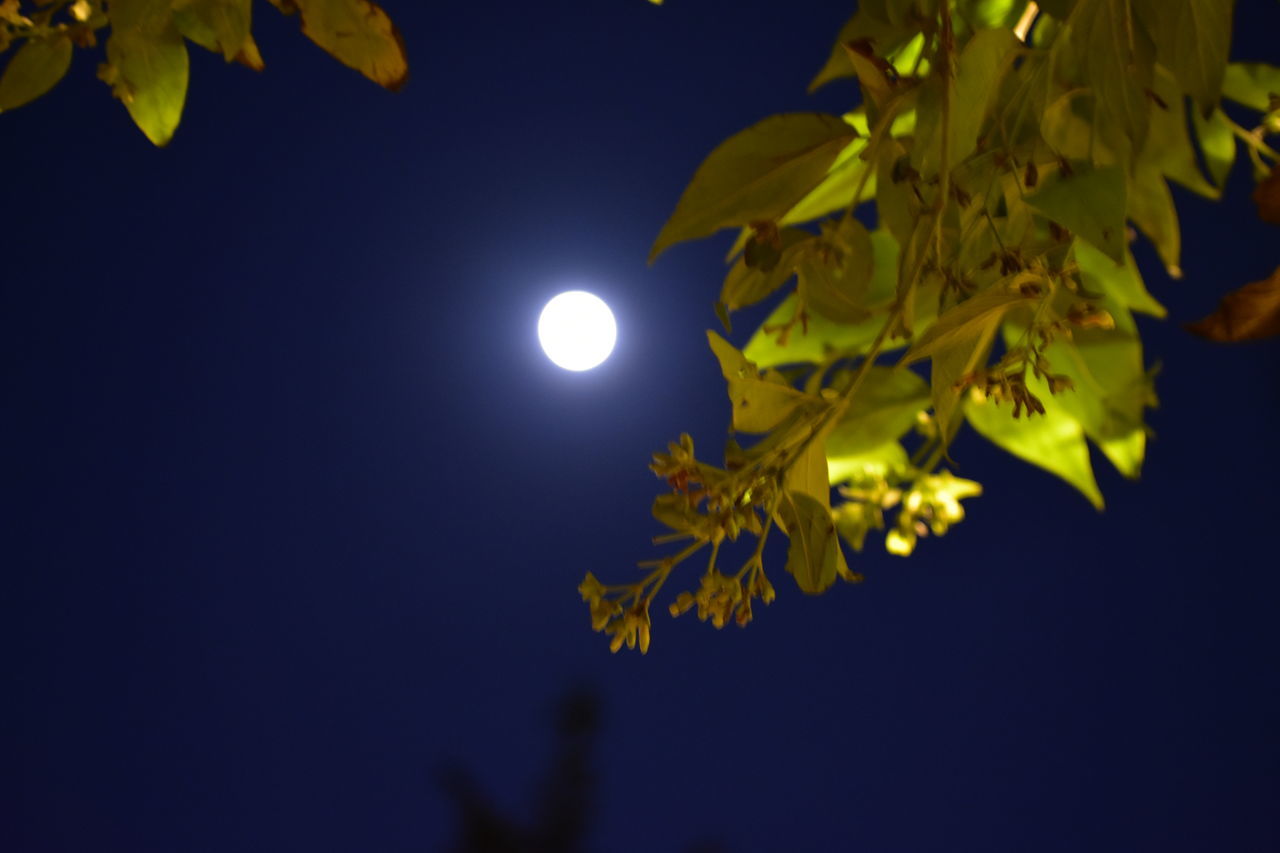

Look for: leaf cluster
[583,0,1280,653]
[0,0,407,145]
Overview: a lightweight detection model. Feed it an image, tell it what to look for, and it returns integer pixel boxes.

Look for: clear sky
[7,1,1280,851]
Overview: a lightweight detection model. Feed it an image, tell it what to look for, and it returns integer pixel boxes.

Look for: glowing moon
[538,291,617,371]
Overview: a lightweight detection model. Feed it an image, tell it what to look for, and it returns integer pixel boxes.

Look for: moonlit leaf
[651,114,859,261]
[1026,163,1127,262]
[272,0,408,91]
[0,35,72,112]
[966,376,1105,510]
[776,490,845,595]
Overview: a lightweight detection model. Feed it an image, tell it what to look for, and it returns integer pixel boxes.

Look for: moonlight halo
[538,291,617,371]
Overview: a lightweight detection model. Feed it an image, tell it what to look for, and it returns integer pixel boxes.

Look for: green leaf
[901,273,1042,366]
[809,1,912,93]
[0,35,72,113]
[966,375,1105,510]
[173,0,252,63]
[276,0,408,90]
[827,439,909,486]
[827,367,928,457]
[1221,62,1280,112]
[650,114,859,262]
[777,490,845,595]
[786,429,834,507]
[1127,164,1181,277]
[1060,0,1154,153]
[707,331,817,433]
[1137,0,1233,114]
[744,228,902,367]
[1026,162,1127,262]
[928,315,1000,446]
[1186,265,1280,342]
[1075,239,1165,319]
[1192,108,1235,189]
[949,27,1020,166]
[1145,67,1219,199]
[796,217,875,323]
[1026,304,1153,479]
[720,228,812,312]
[956,0,1024,29]
[106,1,191,147]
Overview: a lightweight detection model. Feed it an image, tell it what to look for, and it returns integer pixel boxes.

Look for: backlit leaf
[948,27,1020,166]
[1061,0,1154,153]
[651,114,859,262]
[276,0,408,91]
[797,217,876,323]
[777,490,845,595]
[0,35,72,113]
[966,377,1105,510]
[1186,266,1280,342]
[1026,163,1127,262]
[707,331,818,432]
[1192,108,1236,189]
[827,366,928,457]
[720,228,812,312]
[1127,164,1181,276]
[1137,0,1233,114]
[901,273,1041,366]
[173,0,252,63]
[1220,62,1280,112]
[1075,239,1165,319]
[106,1,190,147]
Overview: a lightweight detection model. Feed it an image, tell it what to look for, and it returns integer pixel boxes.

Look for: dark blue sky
[6,1,1280,850]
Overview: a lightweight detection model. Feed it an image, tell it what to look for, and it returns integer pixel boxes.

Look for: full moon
[538,291,617,371]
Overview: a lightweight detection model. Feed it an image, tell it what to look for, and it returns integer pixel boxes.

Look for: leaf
[780,115,878,226]
[1220,62,1280,112]
[1061,0,1154,153]
[1136,0,1233,114]
[1145,67,1219,199]
[797,217,875,323]
[1186,266,1280,342]
[827,367,928,457]
[776,490,845,595]
[1075,239,1165,319]
[707,331,817,432]
[106,1,190,147]
[173,0,252,63]
[827,439,909,486]
[720,228,812,312]
[785,430,834,507]
[1127,164,1181,277]
[0,35,72,112]
[966,376,1105,510]
[1026,163,1127,262]
[901,273,1041,366]
[650,114,859,262]
[275,0,408,91]
[1192,108,1236,189]
[809,0,915,93]
[948,27,1020,166]
[1253,165,1280,225]
[929,316,1000,447]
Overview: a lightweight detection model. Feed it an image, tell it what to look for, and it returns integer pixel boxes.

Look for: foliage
[0,0,407,145]
[582,0,1280,653]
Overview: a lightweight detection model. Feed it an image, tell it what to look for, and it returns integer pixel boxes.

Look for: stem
[1221,114,1280,164]
[1014,2,1039,42]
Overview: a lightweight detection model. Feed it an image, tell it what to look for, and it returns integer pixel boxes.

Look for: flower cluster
[885,470,982,556]
[578,572,653,654]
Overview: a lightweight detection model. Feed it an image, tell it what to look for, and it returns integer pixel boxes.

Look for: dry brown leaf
[1186,266,1280,342]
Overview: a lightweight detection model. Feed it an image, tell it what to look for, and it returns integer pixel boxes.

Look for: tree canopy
[581,0,1280,653]
[0,0,407,145]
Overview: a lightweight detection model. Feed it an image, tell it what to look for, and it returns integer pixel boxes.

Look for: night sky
[7,1,1280,850]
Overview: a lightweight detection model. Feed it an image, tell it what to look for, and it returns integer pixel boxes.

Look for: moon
[538,291,617,371]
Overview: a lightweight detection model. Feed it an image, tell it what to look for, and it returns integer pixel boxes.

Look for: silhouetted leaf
[1186,266,1280,342]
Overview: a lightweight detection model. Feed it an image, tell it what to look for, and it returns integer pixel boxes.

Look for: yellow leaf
[283,0,408,91]
[106,0,190,146]
[0,35,73,113]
